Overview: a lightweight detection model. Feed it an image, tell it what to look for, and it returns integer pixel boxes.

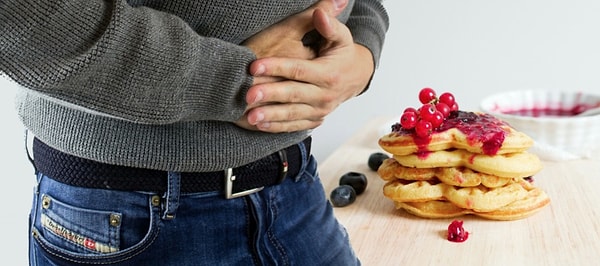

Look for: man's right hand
[242,0,348,86]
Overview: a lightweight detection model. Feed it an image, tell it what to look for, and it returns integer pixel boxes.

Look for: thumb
[315,0,348,18]
[312,7,353,47]
[287,0,348,36]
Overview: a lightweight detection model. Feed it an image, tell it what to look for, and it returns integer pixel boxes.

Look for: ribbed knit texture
[1,0,389,172]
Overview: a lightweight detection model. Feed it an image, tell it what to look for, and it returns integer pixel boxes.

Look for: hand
[242,0,349,86]
[240,8,375,133]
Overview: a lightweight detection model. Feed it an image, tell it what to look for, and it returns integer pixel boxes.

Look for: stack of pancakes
[377,111,550,220]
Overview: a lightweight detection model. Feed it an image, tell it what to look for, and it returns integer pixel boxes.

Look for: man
[0,0,388,264]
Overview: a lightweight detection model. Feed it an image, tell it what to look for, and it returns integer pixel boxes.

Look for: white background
[2,1,600,263]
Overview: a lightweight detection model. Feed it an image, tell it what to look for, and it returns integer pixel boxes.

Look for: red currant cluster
[400,87,459,138]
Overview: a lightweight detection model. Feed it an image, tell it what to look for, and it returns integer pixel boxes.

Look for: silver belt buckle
[224,168,264,199]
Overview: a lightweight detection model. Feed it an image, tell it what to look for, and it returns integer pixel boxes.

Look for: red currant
[400,112,417,129]
[435,102,451,118]
[439,92,456,107]
[403,107,418,114]
[418,104,436,122]
[447,220,469,242]
[415,120,432,138]
[418,88,437,104]
[430,111,444,128]
[450,102,459,111]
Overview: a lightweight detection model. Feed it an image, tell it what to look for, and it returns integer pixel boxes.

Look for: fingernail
[253,112,264,124]
[258,122,271,129]
[251,90,263,104]
[254,64,265,75]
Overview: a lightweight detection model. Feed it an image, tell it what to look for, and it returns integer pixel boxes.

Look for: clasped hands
[237,0,374,133]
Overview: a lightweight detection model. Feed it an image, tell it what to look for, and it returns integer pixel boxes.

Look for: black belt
[33,137,311,198]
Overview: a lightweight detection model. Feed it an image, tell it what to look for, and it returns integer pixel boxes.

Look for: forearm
[0,0,254,124]
[346,0,389,68]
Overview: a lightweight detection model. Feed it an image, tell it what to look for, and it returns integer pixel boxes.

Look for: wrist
[354,43,375,96]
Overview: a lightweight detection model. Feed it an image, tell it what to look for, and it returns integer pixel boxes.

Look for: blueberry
[330,185,357,207]
[339,171,368,195]
[368,152,389,171]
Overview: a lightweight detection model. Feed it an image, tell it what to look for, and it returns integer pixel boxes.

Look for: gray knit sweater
[0,0,388,172]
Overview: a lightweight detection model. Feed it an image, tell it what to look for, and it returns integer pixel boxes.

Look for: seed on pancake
[340,171,368,195]
[330,185,357,207]
[368,152,390,171]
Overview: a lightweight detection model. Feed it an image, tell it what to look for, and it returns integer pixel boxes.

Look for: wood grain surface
[319,116,600,266]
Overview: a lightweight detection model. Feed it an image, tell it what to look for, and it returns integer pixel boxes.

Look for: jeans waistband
[32,137,311,195]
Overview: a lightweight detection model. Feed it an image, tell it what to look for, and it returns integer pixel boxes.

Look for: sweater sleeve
[347,0,389,68]
[0,0,255,124]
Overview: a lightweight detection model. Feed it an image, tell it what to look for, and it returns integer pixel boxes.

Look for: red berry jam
[500,104,595,117]
[447,220,469,242]
[391,111,509,155]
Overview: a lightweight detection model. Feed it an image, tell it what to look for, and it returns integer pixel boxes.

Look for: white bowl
[480,90,600,161]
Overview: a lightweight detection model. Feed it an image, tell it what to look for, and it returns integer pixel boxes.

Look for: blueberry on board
[330,185,357,207]
[339,172,368,195]
[368,152,389,171]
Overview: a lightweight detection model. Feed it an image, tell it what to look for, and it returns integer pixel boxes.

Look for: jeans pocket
[30,177,161,264]
[37,193,121,254]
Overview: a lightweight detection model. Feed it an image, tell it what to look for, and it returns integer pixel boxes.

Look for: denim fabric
[29,142,360,265]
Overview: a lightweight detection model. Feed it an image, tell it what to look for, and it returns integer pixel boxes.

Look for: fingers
[249,8,353,83]
[255,118,325,133]
[245,79,327,108]
[234,115,260,131]
[246,104,326,132]
[314,0,348,18]
[244,80,335,132]
[284,0,348,38]
[311,7,352,47]
[249,56,330,90]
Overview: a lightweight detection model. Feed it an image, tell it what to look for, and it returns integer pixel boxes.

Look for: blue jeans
[28,146,360,265]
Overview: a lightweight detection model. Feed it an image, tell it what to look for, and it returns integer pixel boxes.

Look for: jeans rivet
[151,195,161,207]
[109,213,121,227]
[41,195,51,209]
